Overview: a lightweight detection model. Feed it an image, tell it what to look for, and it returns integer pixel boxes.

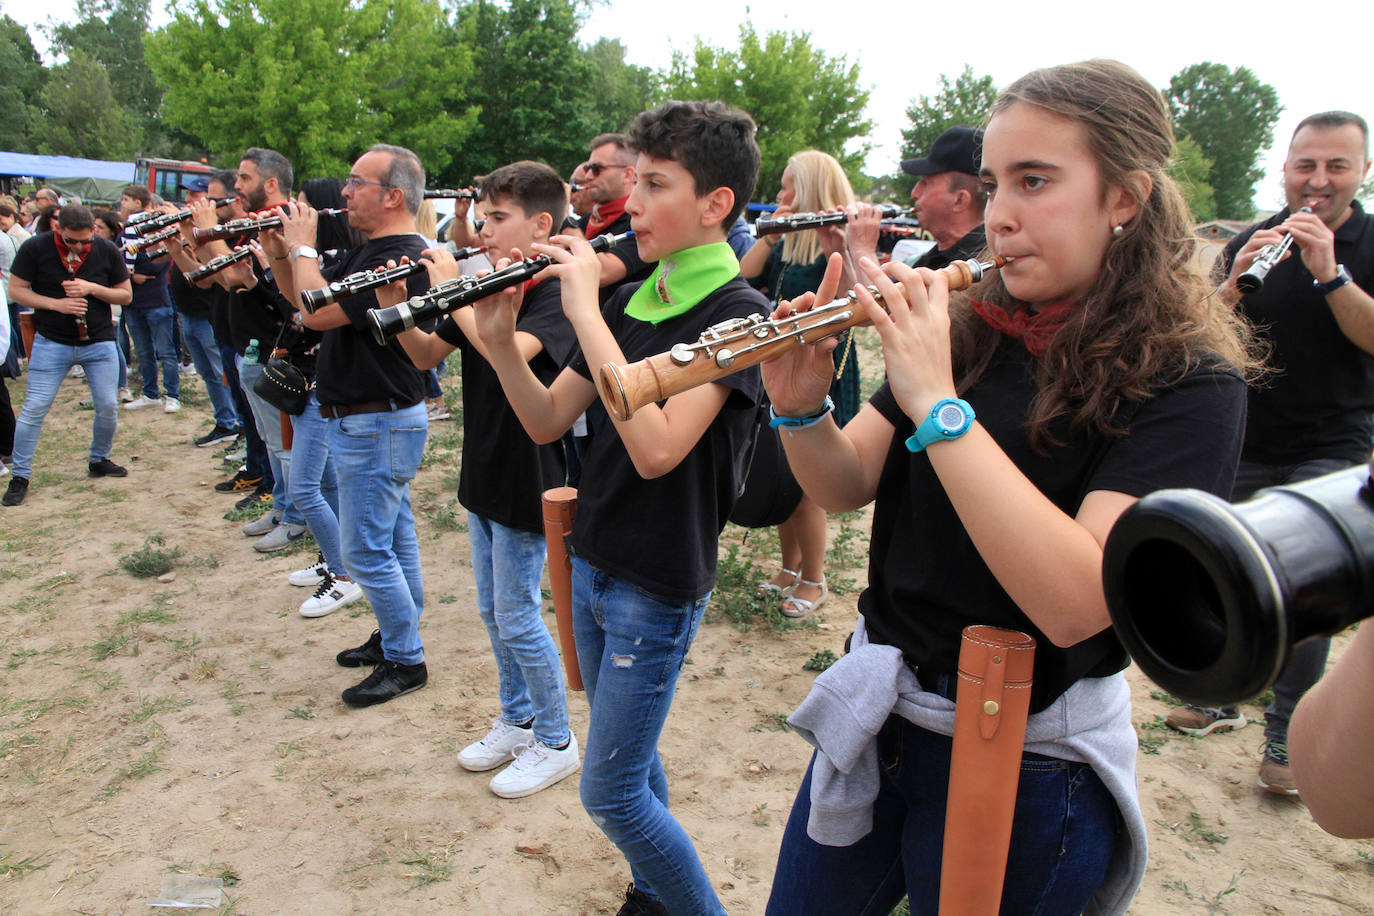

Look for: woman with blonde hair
[740,150,857,617]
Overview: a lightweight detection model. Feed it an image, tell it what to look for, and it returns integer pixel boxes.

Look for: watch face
[936,402,968,432]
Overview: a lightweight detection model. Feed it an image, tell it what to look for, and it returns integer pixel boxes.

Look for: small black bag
[253,356,310,416]
[728,401,804,529]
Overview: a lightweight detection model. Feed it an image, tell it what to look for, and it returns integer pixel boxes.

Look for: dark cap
[182,175,210,192]
[900,126,983,178]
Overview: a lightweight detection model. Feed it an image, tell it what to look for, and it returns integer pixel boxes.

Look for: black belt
[915,666,958,702]
[318,398,419,419]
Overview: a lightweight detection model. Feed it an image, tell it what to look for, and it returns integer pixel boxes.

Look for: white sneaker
[457,718,534,772]
[299,573,363,618]
[242,509,282,537]
[118,386,133,403]
[489,734,580,798]
[163,397,182,413]
[289,553,329,587]
[69,364,86,379]
[123,395,161,410]
[0,463,8,478]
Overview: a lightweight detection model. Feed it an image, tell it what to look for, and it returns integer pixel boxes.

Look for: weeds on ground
[0,849,49,879]
[119,535,183,578]
[400,844,456,889]
[803,649,838,672]
[1137,715,1175,755]
[429,497,467,532]
[709,535,817,633]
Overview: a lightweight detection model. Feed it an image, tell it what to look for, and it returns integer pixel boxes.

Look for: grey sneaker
[254,522,307,553]
[242,509,282,537]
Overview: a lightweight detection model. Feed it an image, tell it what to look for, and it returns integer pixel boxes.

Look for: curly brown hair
[953,59,1259,450]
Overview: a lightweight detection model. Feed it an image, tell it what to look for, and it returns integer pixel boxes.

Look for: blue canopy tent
[0,152,136,205]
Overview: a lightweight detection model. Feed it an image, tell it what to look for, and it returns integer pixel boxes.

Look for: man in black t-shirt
[848,126,988,271]
[1168,111,1374,798]
[267,143,431,709]
[4,206,132,507]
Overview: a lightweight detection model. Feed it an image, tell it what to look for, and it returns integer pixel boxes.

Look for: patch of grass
[1137,715,1175,755]
[223,500,273,522]
[429,497,467,532]
[90,630,130,660]
[287,704,316,720]
[752,709,792,733]
[1150,689,1184,706]
[130,695,191,723]
[750,803,770,826]
[126,747,163,780]
[119,535,183,578]
[0,849,50,879]
[803,649,838,672]
[400,845,455,889]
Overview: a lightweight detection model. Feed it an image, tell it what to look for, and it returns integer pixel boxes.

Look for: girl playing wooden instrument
[762,59,1255,915]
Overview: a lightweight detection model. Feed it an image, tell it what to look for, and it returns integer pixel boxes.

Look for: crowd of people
[1,56,1370,915]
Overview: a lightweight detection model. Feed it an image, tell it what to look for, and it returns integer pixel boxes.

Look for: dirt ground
[1,345,1372,915]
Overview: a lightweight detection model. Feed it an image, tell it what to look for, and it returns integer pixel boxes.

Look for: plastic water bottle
[244,338,260,365]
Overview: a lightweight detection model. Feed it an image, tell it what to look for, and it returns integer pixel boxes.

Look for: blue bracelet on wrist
[769,396,835,430]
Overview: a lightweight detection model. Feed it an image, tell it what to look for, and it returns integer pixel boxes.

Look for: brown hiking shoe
[1258,740,1299,796]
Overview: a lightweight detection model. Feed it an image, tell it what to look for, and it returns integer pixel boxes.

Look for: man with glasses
[265,144,433,708]
[4,205,132,506]
[583,133,651,299]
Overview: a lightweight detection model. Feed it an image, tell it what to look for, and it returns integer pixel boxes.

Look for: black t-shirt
[1218,202,1374,465]
[860,338,1246,712]
[316,234,430,407]
[908,226,987,271]
[437,277,576,533]
[169,266,215,320]
[12,232,128,346]
[227,261,292,355]
[597,210,652,303]
[209,285,234,351]
[568,276,769,601]
[128,250,171,310]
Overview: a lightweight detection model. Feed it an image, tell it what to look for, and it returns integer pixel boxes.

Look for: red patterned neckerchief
[968,299,1076,356]
[55,231,90,276]
[585,194,628,238]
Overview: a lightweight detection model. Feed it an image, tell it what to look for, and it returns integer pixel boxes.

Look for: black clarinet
[299,246,487,313]
[754,203,910,236]
[192,208,346,245]
[367,232,634,345]
[132,198,237,235]
[185,247,255,283]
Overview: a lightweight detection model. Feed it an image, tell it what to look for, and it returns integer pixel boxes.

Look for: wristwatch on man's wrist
[288,244,319,264]
[1314,264,1352,294]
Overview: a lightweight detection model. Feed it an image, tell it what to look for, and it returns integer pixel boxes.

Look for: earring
[1112,224,1124,238]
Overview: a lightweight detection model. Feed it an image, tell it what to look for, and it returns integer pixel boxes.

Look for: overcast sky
[7,0,1372,211]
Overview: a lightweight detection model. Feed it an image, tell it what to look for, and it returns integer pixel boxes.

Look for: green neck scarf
[625,242,740,324]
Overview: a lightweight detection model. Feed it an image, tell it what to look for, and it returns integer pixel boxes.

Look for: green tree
[1169,135,1217,222]
[49,0,184,156]
[661,22,872,201]
[34,49,142,159]
[582,37,657,136]
[0,15,46,152]
[145,0,478,181]
[896,66,997,197]
[449,0,597,183]
[1167,62,1282,221]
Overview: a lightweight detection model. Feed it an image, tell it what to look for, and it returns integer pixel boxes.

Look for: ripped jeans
[571,557,722,916]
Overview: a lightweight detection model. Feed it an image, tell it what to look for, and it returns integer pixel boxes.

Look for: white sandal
[781,576,826,618]
[759,568,801,599]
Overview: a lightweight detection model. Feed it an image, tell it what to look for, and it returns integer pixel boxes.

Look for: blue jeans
[117,316,131,388]
[470,514,569,746]
[123,305,179,400]
[288,393,343,575]
[1233,456,1350,743]
[221,343,271,484]
[329,403,427,664]
[571,558,720,915]
[180,314,239,430]
[766,717,1119,916]
[238,357,301,526]
[12,336,119,479]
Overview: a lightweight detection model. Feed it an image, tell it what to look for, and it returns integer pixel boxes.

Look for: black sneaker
[195,425,241,448]
[337,629,386,667]
[2,476,28,507]
[234,483,273,510]
[617,883,670,916]
[215,469,262,493]
[341,659,428,707]
[88,458,128,478]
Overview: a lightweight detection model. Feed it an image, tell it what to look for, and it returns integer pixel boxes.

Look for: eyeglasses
[60,236,93,248]
[343,176,393,190]
[585,162,629,177]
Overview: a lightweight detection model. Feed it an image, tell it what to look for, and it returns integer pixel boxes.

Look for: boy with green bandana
[473,100,765,916]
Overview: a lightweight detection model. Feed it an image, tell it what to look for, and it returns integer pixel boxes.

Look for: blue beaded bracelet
[769,396,835,430]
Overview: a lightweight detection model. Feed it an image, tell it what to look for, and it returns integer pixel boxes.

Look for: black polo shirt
[1217,201,1374,465]
[907,226,987,271]
[11,232,128,346]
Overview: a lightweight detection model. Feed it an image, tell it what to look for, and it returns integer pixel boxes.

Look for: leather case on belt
[938,625,1036,916]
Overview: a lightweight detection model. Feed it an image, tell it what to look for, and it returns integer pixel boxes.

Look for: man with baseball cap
[847,125,988,271]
